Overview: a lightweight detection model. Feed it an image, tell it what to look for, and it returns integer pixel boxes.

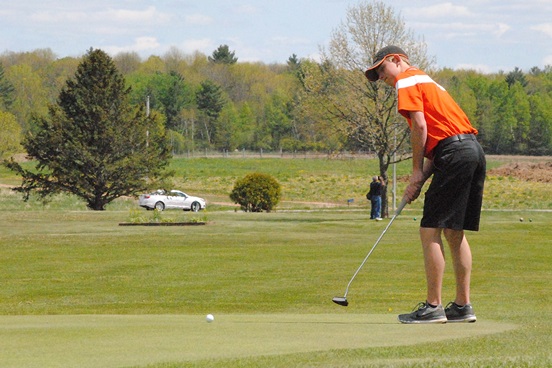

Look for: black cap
[364,45,408,82]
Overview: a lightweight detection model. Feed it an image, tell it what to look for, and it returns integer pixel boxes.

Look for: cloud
[185,14,213,26]
[412,21,510,39]
[181,38,215,55]
[104,36,160,55]
[105,6,169,23]
[235,5,258,15]
[531,23,552,38]
[408,2,472,19]
[453,63,494,74]
[30,5,170,25]
[270,36,310,46]
[30,10,88,23]
[543,55,552,66]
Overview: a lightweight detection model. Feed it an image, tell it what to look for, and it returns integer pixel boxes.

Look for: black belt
[439,133,476,146]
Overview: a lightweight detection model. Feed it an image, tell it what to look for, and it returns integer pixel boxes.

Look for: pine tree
[0,63,15,110]
[5,48,171,210]
[208,45,238,64]
[196,80,225,145]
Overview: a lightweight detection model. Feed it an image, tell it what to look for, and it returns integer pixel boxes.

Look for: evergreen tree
[208,45,238,64]
[505,67,527,88]
[5,48,171,210]
[158,71,194,130]
[287,54,301,75]
[0,63,15,110]
[196,80,226,145]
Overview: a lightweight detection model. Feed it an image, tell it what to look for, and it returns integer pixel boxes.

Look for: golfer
[365,46,486,323]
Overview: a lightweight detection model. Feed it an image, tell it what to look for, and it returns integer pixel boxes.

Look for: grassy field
[0,156,551,367]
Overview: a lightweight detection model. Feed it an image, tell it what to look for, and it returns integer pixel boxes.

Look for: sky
[1,0,551,73]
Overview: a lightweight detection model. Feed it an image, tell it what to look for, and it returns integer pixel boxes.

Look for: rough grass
[2,156,551,210]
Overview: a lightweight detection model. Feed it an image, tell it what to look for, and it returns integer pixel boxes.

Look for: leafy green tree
[233,102,256,149]
[0,111,21,158]
[5,63,49,130]
[463,72,493,149]
[487,79,515,153]
[214,104,238,151]
[230,172,281,212]
[5,48,171,210]
[527,92,552,155]
[45,57,80,97]
[509,82,531,153]
[436,69,478,124]
[263,92,294,150]
[208,45,238,64]
[485,78,531,154]
[127,71,194,131]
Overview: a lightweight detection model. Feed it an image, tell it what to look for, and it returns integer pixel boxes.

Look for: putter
[332,197,408,307]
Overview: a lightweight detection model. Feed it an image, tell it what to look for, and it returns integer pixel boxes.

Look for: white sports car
[139,190,206,212]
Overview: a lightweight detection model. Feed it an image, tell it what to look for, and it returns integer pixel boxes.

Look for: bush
[230,172,281,212]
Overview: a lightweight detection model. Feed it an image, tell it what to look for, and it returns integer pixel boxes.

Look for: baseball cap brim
[364,59,387,82]
[364,45,407,82]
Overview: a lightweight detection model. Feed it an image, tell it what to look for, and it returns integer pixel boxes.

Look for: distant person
[367,176,384,221]
[365,45,486,324]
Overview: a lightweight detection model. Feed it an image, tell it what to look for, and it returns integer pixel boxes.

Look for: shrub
[230,172,281,212]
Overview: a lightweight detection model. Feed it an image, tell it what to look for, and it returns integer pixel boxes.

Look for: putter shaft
[337,198,407,302]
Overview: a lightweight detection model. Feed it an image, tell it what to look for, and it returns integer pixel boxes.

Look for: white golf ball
[206,314,214,323]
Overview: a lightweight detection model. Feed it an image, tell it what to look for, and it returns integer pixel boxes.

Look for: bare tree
[300,0,434,216]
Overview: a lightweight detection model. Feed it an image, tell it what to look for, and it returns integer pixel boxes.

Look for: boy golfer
[365,46,486,323]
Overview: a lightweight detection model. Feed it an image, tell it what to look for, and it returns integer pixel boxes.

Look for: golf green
[0,314,516,367]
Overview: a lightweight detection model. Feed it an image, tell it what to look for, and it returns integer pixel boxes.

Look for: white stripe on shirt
[395,74,446,92]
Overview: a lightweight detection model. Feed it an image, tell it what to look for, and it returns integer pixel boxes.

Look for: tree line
[2,1,551,212]
[1,45,551,160]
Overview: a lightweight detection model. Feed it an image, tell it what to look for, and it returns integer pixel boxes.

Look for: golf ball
[520,217,524,222]
[206,314,214,323]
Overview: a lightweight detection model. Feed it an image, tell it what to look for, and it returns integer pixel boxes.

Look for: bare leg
[444,229,472,306]
[420,227,446,306]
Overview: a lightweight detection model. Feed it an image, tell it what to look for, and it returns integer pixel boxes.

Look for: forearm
[422,158,434,181]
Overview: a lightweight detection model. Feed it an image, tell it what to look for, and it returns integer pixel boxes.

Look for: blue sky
[1,0,551,73]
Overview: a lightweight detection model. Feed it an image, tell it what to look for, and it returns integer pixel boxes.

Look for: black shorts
[421,134,486,231]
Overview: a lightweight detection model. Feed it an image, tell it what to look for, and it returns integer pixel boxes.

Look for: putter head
[332,296,349,307]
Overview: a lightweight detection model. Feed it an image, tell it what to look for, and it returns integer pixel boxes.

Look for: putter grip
[395,197,408,216]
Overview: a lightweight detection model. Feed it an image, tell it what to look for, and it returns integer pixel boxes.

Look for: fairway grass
[0,314,517,368]
[0,209,550,367]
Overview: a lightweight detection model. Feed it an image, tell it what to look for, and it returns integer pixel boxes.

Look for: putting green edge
[0,314,517,368]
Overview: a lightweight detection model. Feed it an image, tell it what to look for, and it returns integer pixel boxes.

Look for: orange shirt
[396,67,477,158]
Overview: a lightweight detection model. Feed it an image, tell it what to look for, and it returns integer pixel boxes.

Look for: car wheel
[154,201,165,211]
[191,202,200,212]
